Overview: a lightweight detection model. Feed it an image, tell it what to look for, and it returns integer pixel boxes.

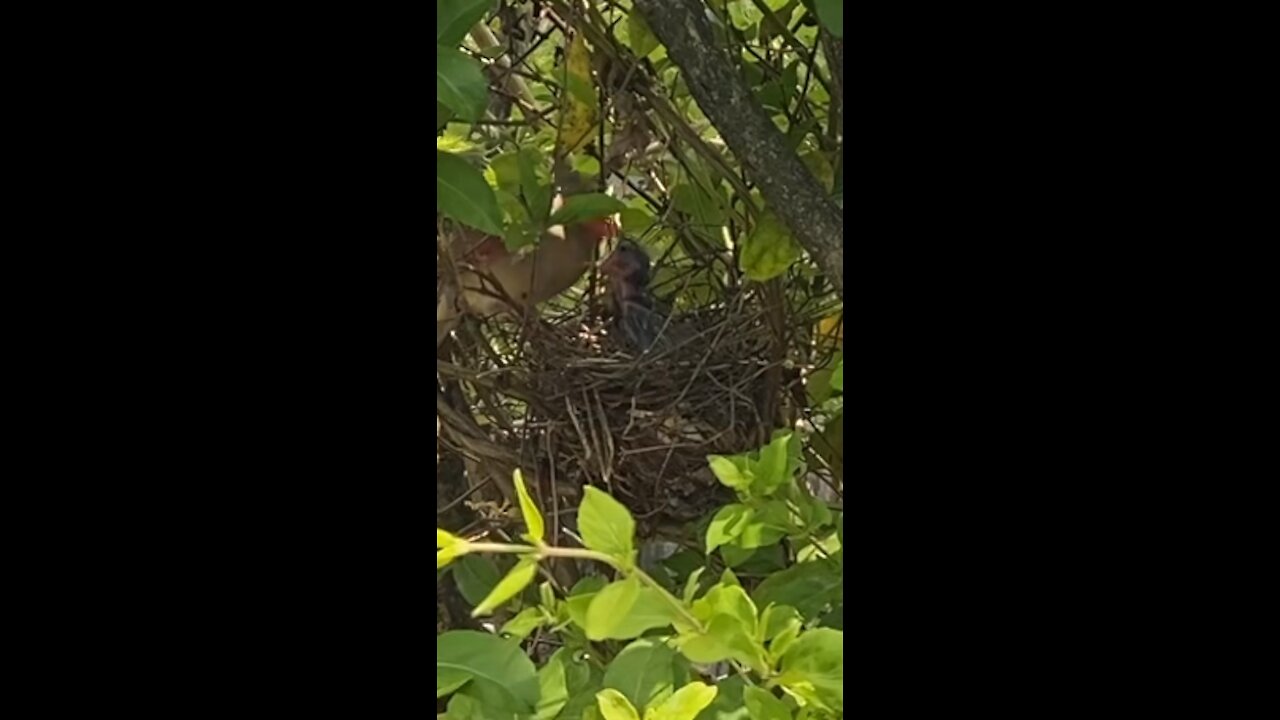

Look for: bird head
[600,238,652,287]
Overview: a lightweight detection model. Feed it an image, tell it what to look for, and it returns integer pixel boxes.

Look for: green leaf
[603,639,679,711]
[627,9,660,58]
[671,183,726,236]
[759,604,801,641]
[768,618,801,660]
[454,555,502,606]
[691,675,748,720]
[567,575,608,629]
[674,614,758,667]
[437,630,539,713]
[742,687,791,720]
[597,689,641,720]
[751,558,841,621]
[438,665,471,698]
[707,454,752,491]
[437,150,503,235]
[741,210,803,282]
[831,358,843,391]
[472,556,538,617]
[796,530,841,563]
[727,0,764,30]
[443,693,484,719]
[682,566,706,603]
[751,431,793,494]
[701,584,758,638]
[560,663,607,720]
[606,586,681,640]
[647,682,718,720]
[513,469,545,543]
[548,193,626,227]
[813,0,843,37]
[620,207,656,236]
[534,647,590,720]
[777,628,843,713]
[578,486,636,560]
[437,46,489,123]
[488,151,523,192]
[518,148,552,224]
[706,503,754,554]
[585,576,640,640]
[437,0,494,47]
[499,606,544,640]
[732,501,789,549]
[583,575,678,640]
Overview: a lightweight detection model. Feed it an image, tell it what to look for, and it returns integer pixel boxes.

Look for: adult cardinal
[600,239,685,354]
[437,188,617,346]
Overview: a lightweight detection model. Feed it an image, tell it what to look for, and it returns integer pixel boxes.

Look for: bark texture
[633,0,844,296]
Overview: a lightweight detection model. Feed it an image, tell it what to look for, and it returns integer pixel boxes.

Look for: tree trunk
[633,0,844,297]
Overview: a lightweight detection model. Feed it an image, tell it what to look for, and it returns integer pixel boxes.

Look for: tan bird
[437,188,617,346]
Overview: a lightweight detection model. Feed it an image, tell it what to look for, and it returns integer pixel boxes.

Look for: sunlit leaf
[578,486,636,560]
[584,576,639,640]
[596,689,641,720]
[438,528,463,549]
[472,557,538,617]
[646,682,717,720]
[777,628,843,713]
[499,606,544,640]
[513,469,545,543]
[706,503,754,554]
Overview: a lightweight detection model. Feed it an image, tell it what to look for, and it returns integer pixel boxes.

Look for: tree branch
[633,0,844,296]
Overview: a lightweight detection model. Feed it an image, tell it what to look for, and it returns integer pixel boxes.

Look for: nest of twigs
[437,278,788,534]
[436,223,843,543]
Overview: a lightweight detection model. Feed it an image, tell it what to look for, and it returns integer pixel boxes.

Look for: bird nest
[437,287,779,532]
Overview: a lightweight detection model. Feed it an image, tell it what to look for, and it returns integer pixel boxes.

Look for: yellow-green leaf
[644,681,717,720]
[437,544,467,569]
[741,210,802,282]
[578,486,636,560]
[513,469,545,543]
[438,528,463,549]
[584,576,640,640]
[596,689,641,720]
[558,33,597,154]
[472,557,539,617]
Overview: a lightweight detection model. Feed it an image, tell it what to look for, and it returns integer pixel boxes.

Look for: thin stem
[463,540,708,633]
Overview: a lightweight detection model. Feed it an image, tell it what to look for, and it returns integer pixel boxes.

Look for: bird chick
[600,239,681,354]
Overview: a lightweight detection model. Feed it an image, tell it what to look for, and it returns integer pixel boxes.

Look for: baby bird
[600,239,685,354]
